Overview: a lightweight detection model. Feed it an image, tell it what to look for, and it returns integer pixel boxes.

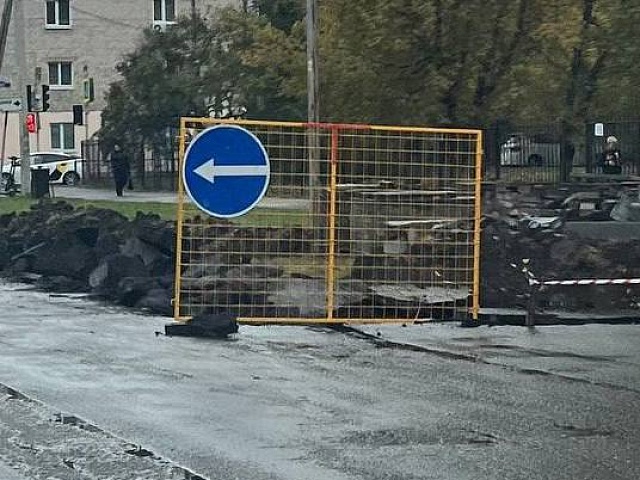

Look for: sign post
[182,125,270,218]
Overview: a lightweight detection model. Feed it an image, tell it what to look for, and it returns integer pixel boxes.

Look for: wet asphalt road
[0,461,28,480]
[0,281,639,479]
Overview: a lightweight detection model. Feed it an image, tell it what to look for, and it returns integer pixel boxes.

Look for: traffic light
[72,104,84,125]
[26,113,37,133]
[26,85,33,111]
[41,84,50,111]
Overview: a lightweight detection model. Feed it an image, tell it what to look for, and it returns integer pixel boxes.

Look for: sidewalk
[52,185,178,203]
[353,322,640,392]
[53,186,309,209]
[0,463,29,480]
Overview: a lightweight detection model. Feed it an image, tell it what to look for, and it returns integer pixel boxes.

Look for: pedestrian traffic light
[41,84,50,111]
[26,85,33,111]
[72,104,83,125]
[26,113,37,133]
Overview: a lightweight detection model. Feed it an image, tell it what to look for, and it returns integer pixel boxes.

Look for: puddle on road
[554,422,614,438]
[473,344,615,362]
[343,427,499,447]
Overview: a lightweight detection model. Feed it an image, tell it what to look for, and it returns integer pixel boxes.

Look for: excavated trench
[0,184,639,324]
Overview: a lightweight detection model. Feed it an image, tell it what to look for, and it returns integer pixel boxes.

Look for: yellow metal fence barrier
[174,118,483,325]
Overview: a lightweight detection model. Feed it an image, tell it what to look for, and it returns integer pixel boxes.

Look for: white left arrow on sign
[194,157,269,184]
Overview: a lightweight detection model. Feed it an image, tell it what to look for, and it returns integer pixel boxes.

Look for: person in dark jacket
[110,143,130,196]
[602,136,622,174]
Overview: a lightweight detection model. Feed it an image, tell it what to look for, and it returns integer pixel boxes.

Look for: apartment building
[0,0,237,157]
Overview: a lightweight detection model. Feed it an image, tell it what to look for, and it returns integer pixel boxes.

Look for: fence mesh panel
[174,119,482,325]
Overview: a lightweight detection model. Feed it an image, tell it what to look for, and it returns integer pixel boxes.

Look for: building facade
[0,0,237,157]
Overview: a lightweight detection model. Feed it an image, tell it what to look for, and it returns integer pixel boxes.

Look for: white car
[1,152,84,187]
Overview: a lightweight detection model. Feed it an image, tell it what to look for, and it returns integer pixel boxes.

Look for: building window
[51,123,75,151]
[48,62,73,87]
[46,0,71,27]
[153,0,176,22]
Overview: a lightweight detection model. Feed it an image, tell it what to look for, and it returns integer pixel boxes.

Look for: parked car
[499,133,561,166]
[1,152,84,186]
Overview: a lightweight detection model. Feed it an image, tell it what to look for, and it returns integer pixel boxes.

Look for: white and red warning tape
[533,278,640,287]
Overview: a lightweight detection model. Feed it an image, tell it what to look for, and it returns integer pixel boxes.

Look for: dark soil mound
[1,192,638,318]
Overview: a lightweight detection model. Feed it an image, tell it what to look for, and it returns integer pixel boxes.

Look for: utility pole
[306,0,320,211]
[190,0,197,47]
[16,0,31,194]
[0,0,14,73]
[0,0,14,183]
[306,0,319,120]
[306,0,319,124]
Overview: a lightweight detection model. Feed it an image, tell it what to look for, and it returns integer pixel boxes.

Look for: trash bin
[31,168,50,199]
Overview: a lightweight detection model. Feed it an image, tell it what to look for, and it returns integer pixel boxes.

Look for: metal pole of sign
[0,111,7,177]
[35,111,41,151]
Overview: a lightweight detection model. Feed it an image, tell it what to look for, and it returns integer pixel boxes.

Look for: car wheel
[62,172,80,186]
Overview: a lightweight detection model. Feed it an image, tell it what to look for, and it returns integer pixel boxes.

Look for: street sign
[594,123,604,137]
[0,98,22,112]
[182,125,270,218]
[0,76,11,88]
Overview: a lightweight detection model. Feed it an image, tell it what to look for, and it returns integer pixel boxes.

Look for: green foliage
[0,197,177,220]
[591,1,640,118]
[320,0,556,125]
[100,14,224,155]
[254,0,305,33]
[100,8,306,151]
[213,8,306,120]
[0,197,307,225]
[100,0,640,142]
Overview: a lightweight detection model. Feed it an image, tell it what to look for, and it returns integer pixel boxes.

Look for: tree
[100,0,640,143]
[254,0,305,33]
[319,0,550,125]
[100,14,227,156]
[100,8,306,155]
[589,1,640,118]
[213,8,306,120]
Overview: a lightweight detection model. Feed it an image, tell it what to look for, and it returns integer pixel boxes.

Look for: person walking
[110,143,130,197]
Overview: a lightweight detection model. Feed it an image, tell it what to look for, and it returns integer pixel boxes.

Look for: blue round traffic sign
[182,125,270,218]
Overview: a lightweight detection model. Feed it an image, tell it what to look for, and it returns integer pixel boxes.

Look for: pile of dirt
[0,201,175,315]
[1,194,638,318]
[481,185,640,314]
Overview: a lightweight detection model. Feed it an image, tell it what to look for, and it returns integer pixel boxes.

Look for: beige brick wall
[0,0,238,155]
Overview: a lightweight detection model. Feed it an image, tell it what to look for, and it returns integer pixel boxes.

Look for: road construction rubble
[481,184,640,314]
[0,187,639,319]
[0,201,175,316]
